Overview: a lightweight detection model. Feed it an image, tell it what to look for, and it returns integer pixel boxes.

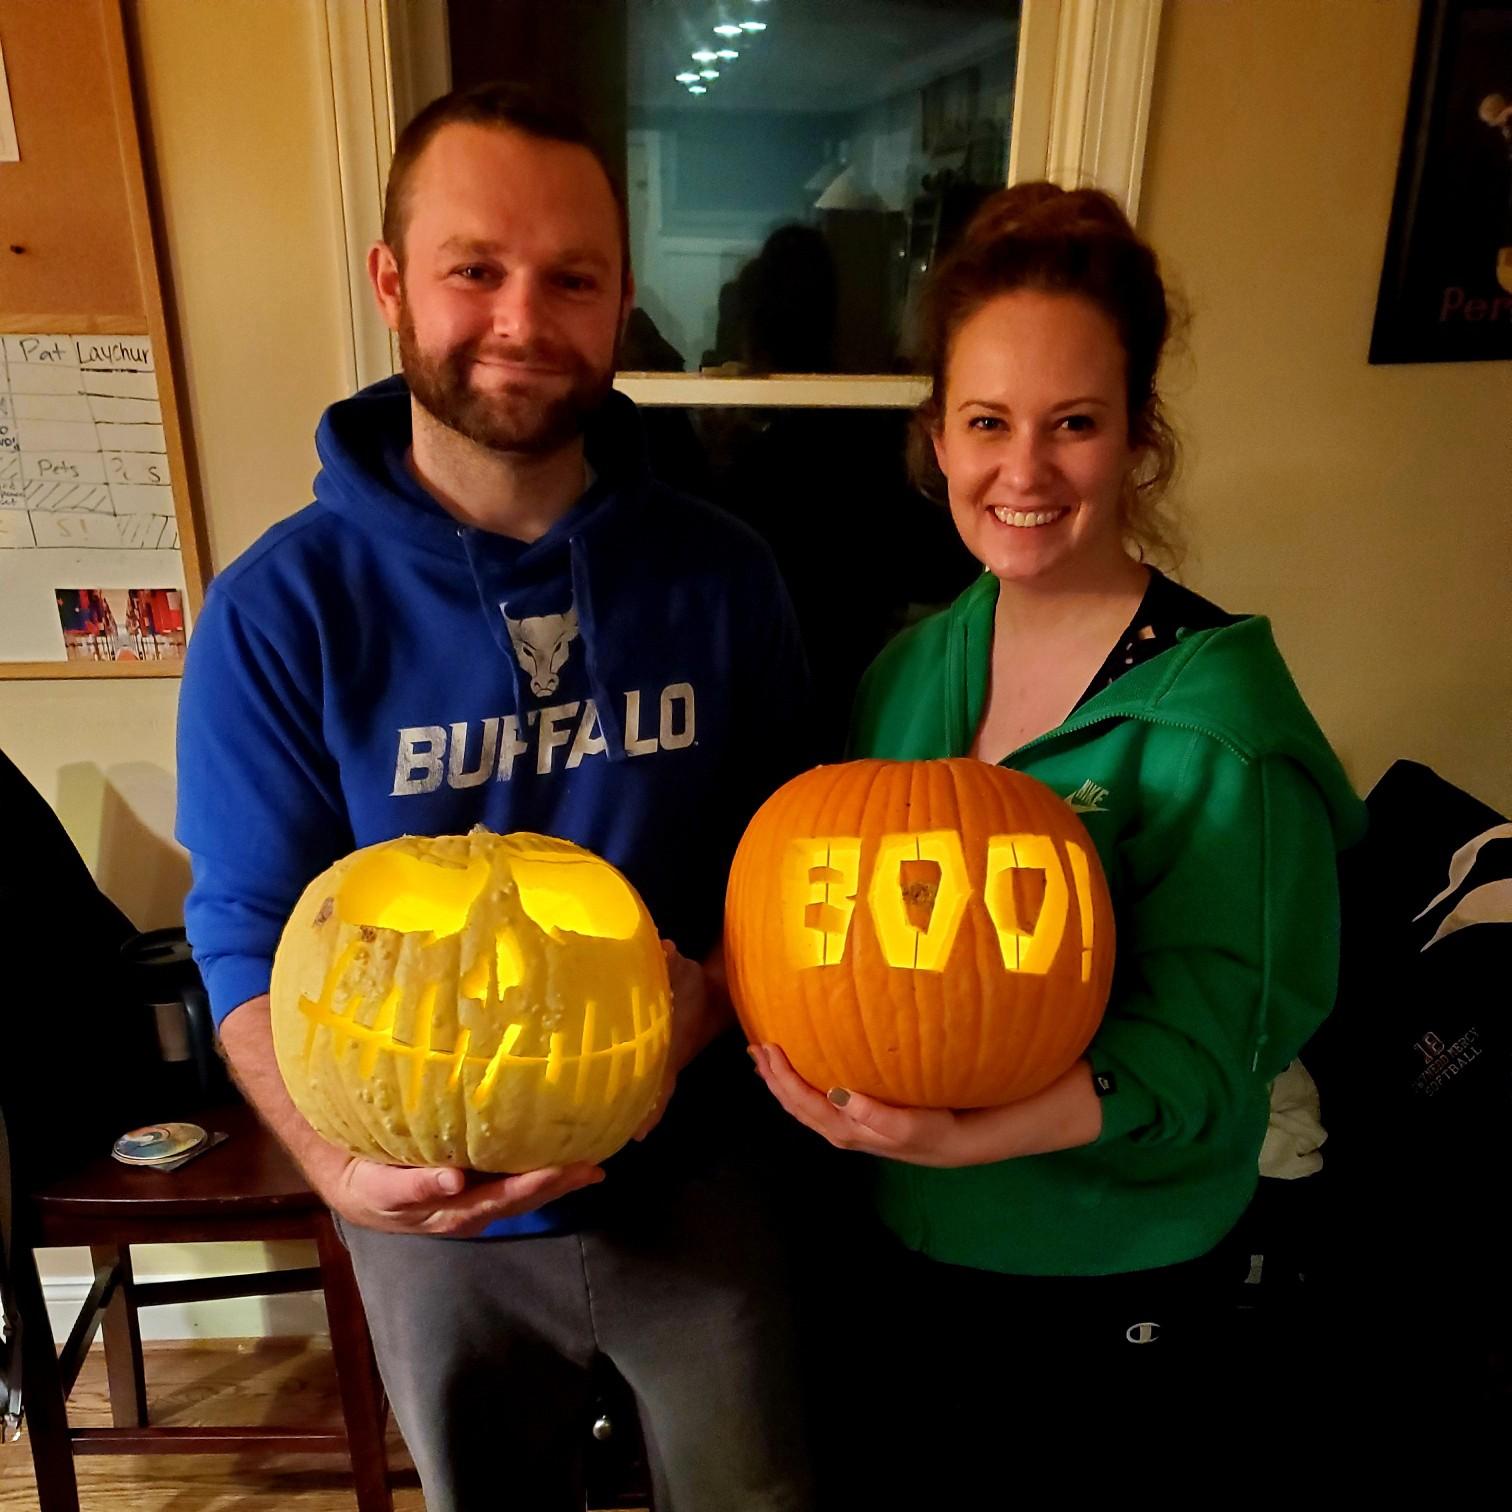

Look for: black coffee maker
[119,928,231,1108]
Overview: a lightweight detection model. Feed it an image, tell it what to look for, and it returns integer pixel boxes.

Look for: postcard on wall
[1,331,189,664]
[54,586,186,665]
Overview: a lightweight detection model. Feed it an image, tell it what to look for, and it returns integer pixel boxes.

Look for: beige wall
[0,0,352,928]
[14,0,1508,921]
[8,0,1512,1310]
[1140,0,1512,813]
[10,0,352,1309]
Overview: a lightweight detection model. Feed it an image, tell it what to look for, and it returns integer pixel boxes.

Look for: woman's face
[933,290,1137,586]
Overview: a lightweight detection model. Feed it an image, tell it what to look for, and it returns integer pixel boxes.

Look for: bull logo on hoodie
[503,606,579,698]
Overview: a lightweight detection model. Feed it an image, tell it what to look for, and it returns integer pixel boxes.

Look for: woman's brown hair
[908,182,1182,564]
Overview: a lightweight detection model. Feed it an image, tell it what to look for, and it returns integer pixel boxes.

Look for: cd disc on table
[112,1122,208,1165]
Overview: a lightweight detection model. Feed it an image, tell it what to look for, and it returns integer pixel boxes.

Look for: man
[177,84,813,1511]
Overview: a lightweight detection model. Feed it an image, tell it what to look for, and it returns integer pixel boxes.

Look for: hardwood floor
[0,1338,422,1512]
[1,1338,655,1511]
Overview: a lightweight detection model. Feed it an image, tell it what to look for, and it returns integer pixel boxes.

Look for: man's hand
[323,1156,603,1238]
[218,993,602,1235]
[633,940,730,1141]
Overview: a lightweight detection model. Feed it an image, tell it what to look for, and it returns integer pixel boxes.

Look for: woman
[753,184,1366,1473]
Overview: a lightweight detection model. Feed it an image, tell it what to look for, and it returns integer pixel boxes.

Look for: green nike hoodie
[849,571,1368,1276]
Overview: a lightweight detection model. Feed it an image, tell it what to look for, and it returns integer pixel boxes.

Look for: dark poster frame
[1369,0,1512,364]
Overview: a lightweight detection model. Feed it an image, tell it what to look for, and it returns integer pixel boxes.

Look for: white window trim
[318,0,398,392]
[1009,0,1164,219]
[322,0,1162,409]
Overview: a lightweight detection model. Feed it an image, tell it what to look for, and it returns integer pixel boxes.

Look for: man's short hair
[382,82,631,286]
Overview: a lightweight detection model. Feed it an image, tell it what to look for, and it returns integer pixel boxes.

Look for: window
[324,0,1162,748]
[614,1,1022,379]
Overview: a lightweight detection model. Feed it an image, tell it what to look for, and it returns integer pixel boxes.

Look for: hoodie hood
[1055,615,1365,848]
[930,571,1366,850]
[312,375,654,552]
[310,375,655,756]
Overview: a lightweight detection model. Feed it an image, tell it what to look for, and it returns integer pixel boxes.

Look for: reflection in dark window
[440,3,1003,748]
[642,408,981,759]
[448,0,1023,375]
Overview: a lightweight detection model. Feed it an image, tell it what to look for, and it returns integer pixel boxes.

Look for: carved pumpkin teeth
[296,993,669,1107]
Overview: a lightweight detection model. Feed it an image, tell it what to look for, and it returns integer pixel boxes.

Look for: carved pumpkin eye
[336,850,490,939]
[505,845,642,940]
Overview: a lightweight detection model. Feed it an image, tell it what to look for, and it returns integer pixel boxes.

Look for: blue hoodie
[177,377,810,1232]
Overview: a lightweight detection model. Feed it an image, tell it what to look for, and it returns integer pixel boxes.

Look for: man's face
[384,124,629,455]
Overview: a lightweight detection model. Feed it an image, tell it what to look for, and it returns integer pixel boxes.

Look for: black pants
[801,1225,1249,1510]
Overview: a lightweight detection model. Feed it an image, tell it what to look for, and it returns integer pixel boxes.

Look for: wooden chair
[12,1100,392,1512]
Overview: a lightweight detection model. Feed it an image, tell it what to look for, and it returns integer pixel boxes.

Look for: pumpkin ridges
[969,768,1031,1105]
[937,759,979,1106]
[835,759,897,1098]
[372,910,452,1159]
[455,835,494,1167]
[277,857,404,1162]
[429,934,471,1166]
[822,768,889,1100]
[968,763,1006,1104]
[295,897,392,1160]
[949,759,1002,1105]
[333,931,413,1163]
[726,757,1114,1111]
[870,762,913,1106]
[310,1018,388,1161]
[355,939,414,1163]
[926,758,966,1102]
[272,831,669,1172]
[767,763,852,1092]
[982,772,1112,1103]
[906,760,938,1106]
[980,777,1064,1105]
[281,883,381,1149]
[758,782,804,1070]
[1017,779,1059,1100]
[270,876,361,1155]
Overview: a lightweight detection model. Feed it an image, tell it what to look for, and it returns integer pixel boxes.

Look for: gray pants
[340,1166,814,1512]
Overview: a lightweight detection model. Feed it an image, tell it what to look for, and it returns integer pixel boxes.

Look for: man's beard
[398,304,617,456]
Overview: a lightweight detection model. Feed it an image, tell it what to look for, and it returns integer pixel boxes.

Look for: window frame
[321,0,1163,408]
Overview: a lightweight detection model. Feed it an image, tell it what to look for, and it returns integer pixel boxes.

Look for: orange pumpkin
[724,759,1115,1108]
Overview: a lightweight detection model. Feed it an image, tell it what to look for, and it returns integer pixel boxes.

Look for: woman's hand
[749,1043,973,1166]
[750,1043,1103,1167]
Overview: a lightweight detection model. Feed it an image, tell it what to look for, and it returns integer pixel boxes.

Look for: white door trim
[1009,0,1164,220]
[318,0,398,392]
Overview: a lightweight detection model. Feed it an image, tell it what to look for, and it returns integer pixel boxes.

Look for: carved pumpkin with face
[725,759,1116,1108]
[270,831,671,1173]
